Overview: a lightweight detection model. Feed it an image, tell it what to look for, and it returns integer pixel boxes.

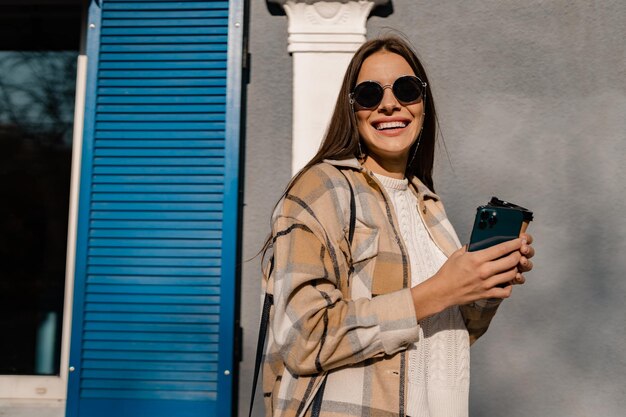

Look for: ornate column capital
[268,0,389,52]
[267,0,390,173]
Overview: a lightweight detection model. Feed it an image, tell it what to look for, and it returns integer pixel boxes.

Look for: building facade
[1,1,626,417]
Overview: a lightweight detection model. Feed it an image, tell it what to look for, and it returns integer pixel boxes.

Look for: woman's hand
[512,233,535,285]
[410,235,534,321]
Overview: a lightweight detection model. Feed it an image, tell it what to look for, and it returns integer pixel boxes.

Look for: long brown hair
[294,35,438,191]
[260,36,439,258]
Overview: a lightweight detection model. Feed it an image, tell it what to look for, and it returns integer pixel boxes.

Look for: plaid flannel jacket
[262,159,501,417]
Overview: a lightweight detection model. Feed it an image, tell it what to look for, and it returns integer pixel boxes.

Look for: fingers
[506,271,526,286]
[482,250,521,277]
[488,283,513,299]
[476,238,522,263]
[520,233,533,245]
[518,233,534,272]
[520,234,535,261]
[521,244,535,259]
[486,267,518,288]
[518,257,533,273]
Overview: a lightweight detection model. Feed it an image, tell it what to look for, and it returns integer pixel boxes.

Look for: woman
[262,36,535,417]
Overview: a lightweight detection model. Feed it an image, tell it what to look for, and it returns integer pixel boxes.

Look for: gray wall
[239,1,291,416]
[240,1,626,416]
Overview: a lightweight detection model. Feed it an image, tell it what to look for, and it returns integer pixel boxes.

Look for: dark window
[0,2,81,375]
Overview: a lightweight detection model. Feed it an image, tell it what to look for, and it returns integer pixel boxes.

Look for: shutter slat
[96,140,222,148]
[85,287,221,296]
[87,256,221,267]
[84,322,219,334]
[101,43,227,52]
[90,211,222,220]
[100,35,227,44]
[99,69,226,78]
[90,220,221,229]
[92,184,223,192]
[87,275,220,284]
[93,165,224,173]
[93,156,225,165]
[103,18,227,28]
[88,246,221,257]
[101,27,229,36]
[80,390,216,401]
[99,80,225,88]
[101,52,226,61]
[82,380,216,391]
[96,114,224,122]
[95,122,225,130]
[88,281,220,296]
[84,313,220,324]
[89,238,220,248]
[103,2,229,12]
[99,61,226,70]
[86,268,220,278]
[83,360,217,372]
[99,86,225,94]
[91,195,221,203]
[84,311,220,323]
[98,96,225,104]
[90,219,222,228]
[84,369,217,382]
[84,332,219,343]
[85,304,220,315]
[103,11,227,19]
[95,133,224,141]
[90,203,223,212]
[83,340,219,352]
[82,351,218,362]
[97,104,225,112]
[94,150,224,157]
[92,176,224,184]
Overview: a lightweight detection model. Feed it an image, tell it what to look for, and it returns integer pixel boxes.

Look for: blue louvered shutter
[67,1,243,416]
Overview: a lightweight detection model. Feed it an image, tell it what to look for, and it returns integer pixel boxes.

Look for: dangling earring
[357,140,365,160]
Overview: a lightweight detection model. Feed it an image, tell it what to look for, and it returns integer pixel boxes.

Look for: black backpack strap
[249,169,356,416]
[310,377,328,417]
[248,259,274,417]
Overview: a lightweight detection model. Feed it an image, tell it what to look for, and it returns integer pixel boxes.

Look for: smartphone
[468,198,533,287]
[467,205,525,253]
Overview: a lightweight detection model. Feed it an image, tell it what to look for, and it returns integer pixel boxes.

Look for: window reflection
[0,31,78,375]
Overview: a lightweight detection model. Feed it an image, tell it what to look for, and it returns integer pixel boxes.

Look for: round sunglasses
[349,75,427,109]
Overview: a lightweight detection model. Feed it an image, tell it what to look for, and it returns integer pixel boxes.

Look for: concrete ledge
[0,399,65,417]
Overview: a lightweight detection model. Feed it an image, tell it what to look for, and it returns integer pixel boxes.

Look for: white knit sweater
[374,173,470,417]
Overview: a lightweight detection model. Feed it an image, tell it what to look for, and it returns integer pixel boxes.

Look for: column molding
[268,0,389,173]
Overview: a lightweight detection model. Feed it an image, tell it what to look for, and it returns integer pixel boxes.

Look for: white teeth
[375,121,407,130]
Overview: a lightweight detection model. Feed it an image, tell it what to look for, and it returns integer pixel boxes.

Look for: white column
[270,0,386,174]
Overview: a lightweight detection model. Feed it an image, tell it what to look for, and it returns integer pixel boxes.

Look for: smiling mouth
[373,121,408,130]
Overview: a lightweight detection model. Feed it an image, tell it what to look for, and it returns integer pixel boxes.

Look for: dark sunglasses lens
[353,82,383,108]
[393,76,423,103]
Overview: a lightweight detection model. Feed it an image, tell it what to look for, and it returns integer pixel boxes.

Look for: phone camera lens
[479,220,487,229]
[480,210,489,220]
[488,213,498,226]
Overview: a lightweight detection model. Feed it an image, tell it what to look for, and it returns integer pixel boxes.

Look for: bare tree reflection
[0,50,76,375]
[0,51,76,148]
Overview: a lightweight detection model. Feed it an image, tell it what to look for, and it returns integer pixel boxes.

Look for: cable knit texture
[374,173,470,417]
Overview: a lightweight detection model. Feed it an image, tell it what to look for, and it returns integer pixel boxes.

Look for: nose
[379,85,400,112]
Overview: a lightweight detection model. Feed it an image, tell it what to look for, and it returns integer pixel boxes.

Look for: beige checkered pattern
[261,159,501,417]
